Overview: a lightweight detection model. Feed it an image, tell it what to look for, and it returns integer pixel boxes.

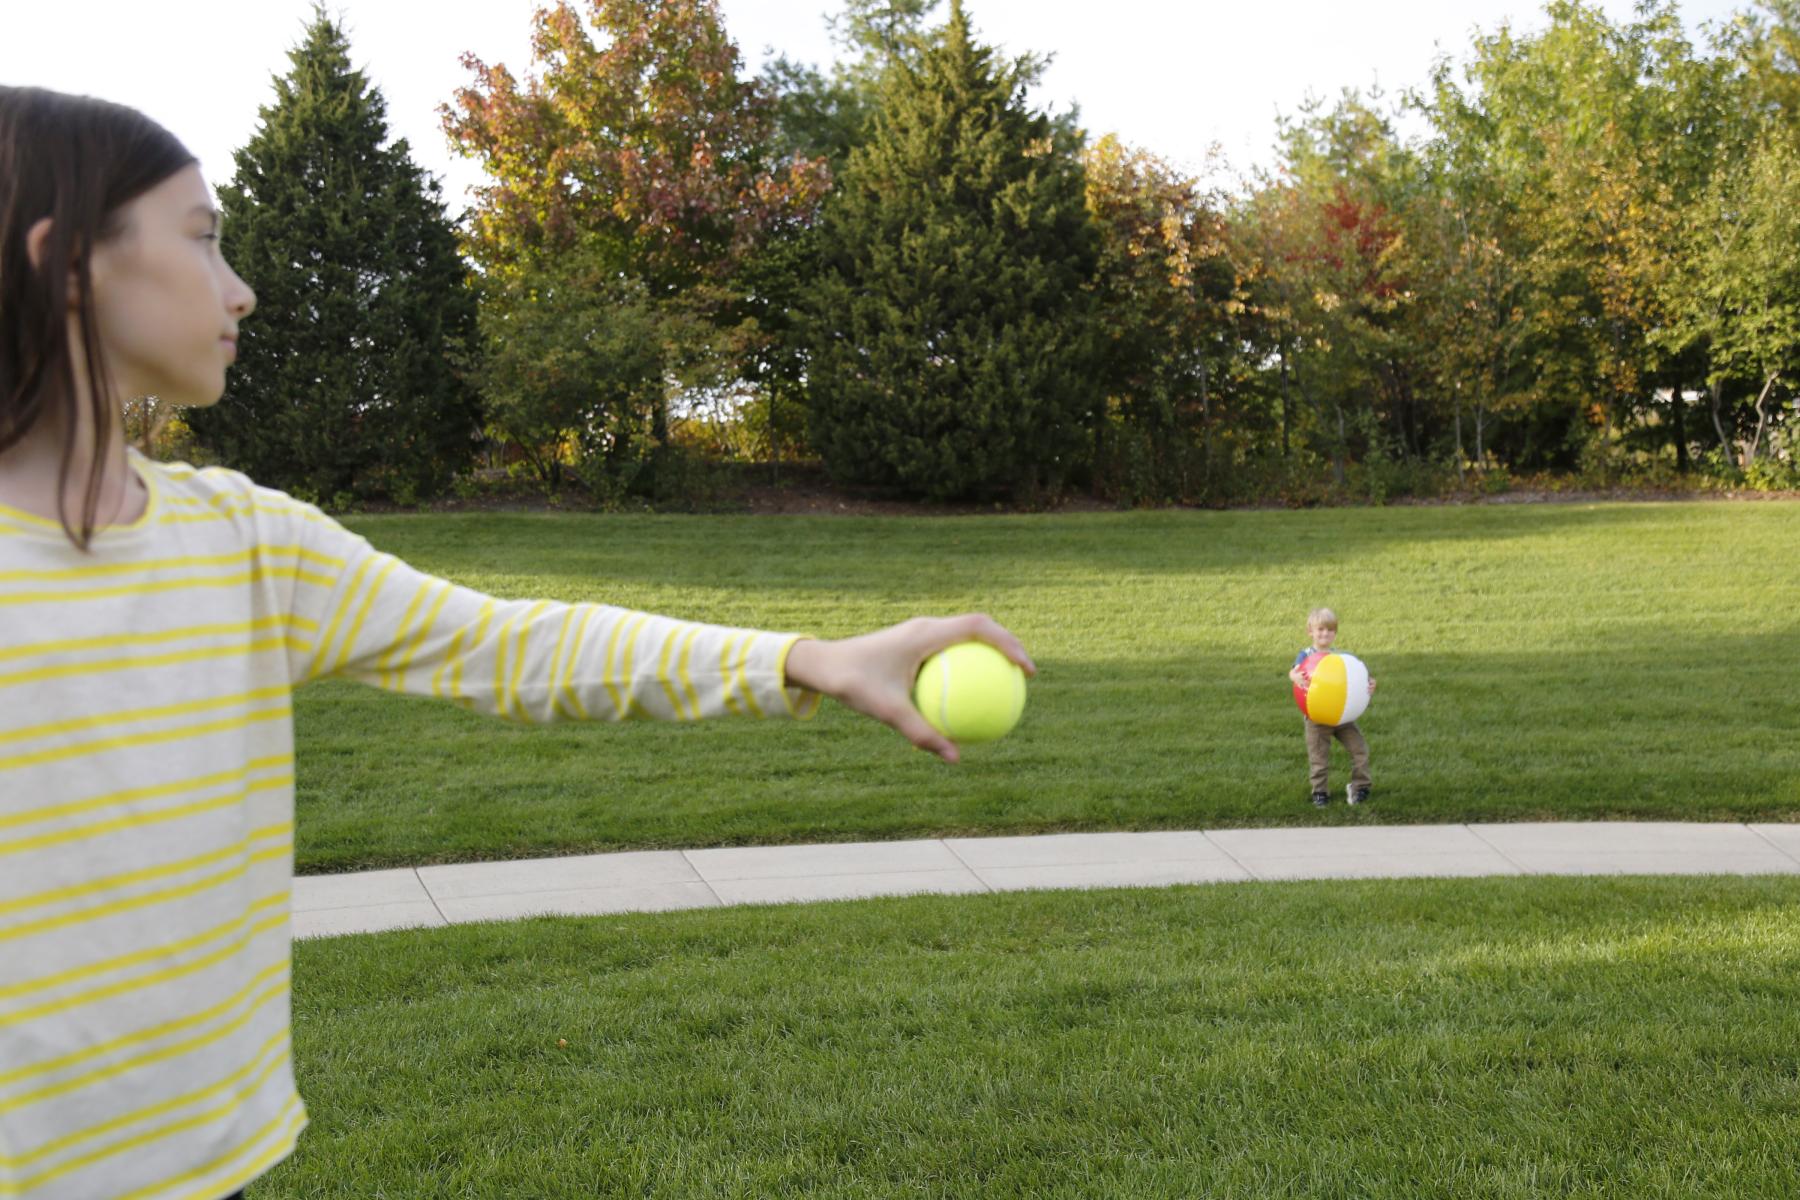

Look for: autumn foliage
[441,0,828,289]
[190,1,1800,505]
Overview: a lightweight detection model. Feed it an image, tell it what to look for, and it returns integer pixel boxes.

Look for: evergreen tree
[761,0,942,169]
[800,0,1101,500]
[189,7,479,502]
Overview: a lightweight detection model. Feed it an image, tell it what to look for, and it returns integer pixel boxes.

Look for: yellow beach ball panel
[1294,651,1370,726]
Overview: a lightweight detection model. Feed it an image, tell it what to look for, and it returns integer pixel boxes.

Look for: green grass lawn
[259,874,1800,1199]
[294,502,1800,873]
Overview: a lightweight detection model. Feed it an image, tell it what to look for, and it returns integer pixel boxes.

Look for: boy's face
[1309,623,1336,650]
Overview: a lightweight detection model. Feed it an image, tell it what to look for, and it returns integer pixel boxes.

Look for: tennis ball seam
[937,653,951,733]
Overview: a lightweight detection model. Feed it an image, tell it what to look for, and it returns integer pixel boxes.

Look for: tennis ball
[912,641,1027,744]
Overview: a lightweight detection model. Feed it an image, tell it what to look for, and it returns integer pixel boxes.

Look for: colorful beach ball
[1293,651,1370,726]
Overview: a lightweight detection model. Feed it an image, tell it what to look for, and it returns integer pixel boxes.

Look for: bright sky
[6,0,1749,211]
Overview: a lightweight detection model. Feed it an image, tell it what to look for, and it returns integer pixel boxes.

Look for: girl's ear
[24,216,53,270]
[24,216,82,305]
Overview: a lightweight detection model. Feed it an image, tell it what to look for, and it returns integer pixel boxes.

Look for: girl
[0,87,1033,1200]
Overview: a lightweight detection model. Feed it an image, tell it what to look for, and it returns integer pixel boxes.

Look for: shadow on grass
[292,632,1800,874]
[340,501,1788,594]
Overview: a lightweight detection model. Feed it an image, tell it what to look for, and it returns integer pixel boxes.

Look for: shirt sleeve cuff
[763,634,823,720]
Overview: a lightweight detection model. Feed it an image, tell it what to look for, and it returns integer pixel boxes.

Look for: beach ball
[1293,651,1370,726]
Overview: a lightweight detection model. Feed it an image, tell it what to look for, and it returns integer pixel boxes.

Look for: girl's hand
[1369,678,1378,695]
[1288,667,1307,687]
[784,614,1036,764]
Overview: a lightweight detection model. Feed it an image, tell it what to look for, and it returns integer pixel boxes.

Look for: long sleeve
[0,457,824,1200]
[275,502,820,724]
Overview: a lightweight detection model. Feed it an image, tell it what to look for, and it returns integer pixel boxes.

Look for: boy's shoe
[1311,791,1330,808]
[1347,785,1370,806]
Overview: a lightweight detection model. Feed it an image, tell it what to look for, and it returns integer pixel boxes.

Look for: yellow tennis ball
[912,641,1027,744]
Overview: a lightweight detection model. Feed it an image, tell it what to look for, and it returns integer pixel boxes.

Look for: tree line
[176,0,1800,508]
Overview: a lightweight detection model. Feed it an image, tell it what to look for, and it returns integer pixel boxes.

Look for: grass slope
[262,875,1800,1199]
[294,503,1800,872]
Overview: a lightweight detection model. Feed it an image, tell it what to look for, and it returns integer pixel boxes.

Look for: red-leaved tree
[441,0,830,471]
[442,0,827,290]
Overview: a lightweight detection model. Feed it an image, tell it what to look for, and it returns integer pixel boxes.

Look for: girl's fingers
[866,687,960,763]
[900,711,959,764]
[937,613,1036,675]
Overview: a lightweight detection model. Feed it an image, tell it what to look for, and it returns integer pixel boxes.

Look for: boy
[1287,607,1376,807]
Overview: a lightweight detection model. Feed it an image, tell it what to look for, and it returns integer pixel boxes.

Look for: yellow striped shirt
[0,452,819,1200]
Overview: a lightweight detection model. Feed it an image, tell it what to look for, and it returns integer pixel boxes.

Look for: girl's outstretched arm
[285,510,819,725]
[250,472,1031,757]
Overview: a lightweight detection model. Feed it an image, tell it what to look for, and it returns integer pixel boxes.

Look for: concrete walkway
[293,821,1800,938]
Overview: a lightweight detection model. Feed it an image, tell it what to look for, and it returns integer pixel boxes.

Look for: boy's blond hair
[1307,607,1338,630]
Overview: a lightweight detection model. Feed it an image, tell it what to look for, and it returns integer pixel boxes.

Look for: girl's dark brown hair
[0,87,196,548]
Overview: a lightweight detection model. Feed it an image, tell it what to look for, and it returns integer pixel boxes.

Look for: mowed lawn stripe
[264,874,1800,1200]
[292,503,1799,873]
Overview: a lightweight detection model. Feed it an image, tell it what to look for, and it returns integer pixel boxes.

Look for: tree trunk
[1454,393,1466,485]
[1392,362,1417,461]
[133,398,174,455]
[1332,398,1346,487]
[1197,353,1212,493]
[1745,371,1781,466]
[1669,382,1689,473]
[1390,373,1407,459]
[1708,379,1733,462]
[1278,341,1291,458]
[509,431,557,497]
[1406,375,1420,461]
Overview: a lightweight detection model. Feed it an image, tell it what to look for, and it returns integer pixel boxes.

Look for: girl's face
[1309,623,1336,650]
[87,164,255,408]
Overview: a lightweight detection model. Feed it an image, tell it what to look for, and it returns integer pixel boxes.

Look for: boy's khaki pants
[1304,719,1370,794]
